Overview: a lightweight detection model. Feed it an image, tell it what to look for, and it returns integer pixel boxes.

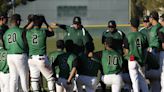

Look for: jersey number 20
[8,33,16,43]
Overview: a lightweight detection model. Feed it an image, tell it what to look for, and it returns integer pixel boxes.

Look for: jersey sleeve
[56,24,70,32]
[142,34,149,49]
[102,31,106,44]
[52,55,60,67]
[45,29,54,37]
[72,58,78,68]
[94,51,102,61]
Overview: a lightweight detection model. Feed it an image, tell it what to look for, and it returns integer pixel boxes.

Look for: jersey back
[101,50,123,74]
[26,28,47,56]
[3,26,25,54]
[77,53,100,76]
[127,32,147,65]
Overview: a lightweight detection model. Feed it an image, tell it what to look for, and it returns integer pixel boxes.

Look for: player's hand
[66,80,72,85]
[51,22,57,26]
[147,47,152,52]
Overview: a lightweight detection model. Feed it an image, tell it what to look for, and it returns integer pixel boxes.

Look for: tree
[131,0,164,18]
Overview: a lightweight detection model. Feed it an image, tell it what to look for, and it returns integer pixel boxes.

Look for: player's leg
[76,75,84,92]
[121,73,132,91]
[1,72,10,92]
[63,78,74,92]
[128,60,140,92]
[7,55,19,92]
[37,56,55,92]
[85,76,98,92]
[160,51,164,92]
[56,83,65,92]
[138,72,149,92]
[15,54,29,92]
[28,58,41,91]
[145,69,160,92]
[0,72,4,92]
[111,74,123,92]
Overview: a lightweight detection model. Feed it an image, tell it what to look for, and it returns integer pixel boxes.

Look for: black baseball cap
[130,17,140,28]
[149,11,159,20]
[143,16,149,22]
[0,12,8,18]
[108,20,116,28]
[11,14,21,21]
[73,16,81,24]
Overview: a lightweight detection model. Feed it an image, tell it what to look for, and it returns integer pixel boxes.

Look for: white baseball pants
[7,54,29,92]
[28,55,55,92]
[0,72,10,92]
[128,60,149,92]
[101,73,123,92]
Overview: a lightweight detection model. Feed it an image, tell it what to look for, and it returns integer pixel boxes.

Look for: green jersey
[139,27,151,44]
[3,26,26,54]
[77,53,100,76]
[96,50,123,74]
[0,48,9,73]
[52,52,77,79]
[102,29,126,54]
[26,28,54,56]
[149,23,161,48]
[57,24,92,54]
[48,50,64,74]
[126,32,148,66]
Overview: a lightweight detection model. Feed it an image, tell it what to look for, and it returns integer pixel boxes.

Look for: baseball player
[3,14,29,92]
[0,39,9,92]
[76,42,100,92]
[124,17,149,92]
[0,12,9,49]
[139,15,161,92]
[48,40,65,92]
[102,20,126,55]
[159,14,164,92]
[52,16,93,55]
[139,16,152,40]
[52,40,78,92]
[95,37,123,92]
[0,12,9,37]
[148,11,162,92]
[26,15,55,92]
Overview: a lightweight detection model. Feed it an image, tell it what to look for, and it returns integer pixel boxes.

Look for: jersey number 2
[32,34,38,44]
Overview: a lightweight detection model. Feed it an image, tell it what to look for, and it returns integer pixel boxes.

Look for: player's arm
[22,30,29,52]
[67,59,77,84]
[123,37,129,56]
[52,22,68,31]
[102,32,106,44]
[158,31,164,49]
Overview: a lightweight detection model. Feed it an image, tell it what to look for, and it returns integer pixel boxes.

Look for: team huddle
[0,10,164,92]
